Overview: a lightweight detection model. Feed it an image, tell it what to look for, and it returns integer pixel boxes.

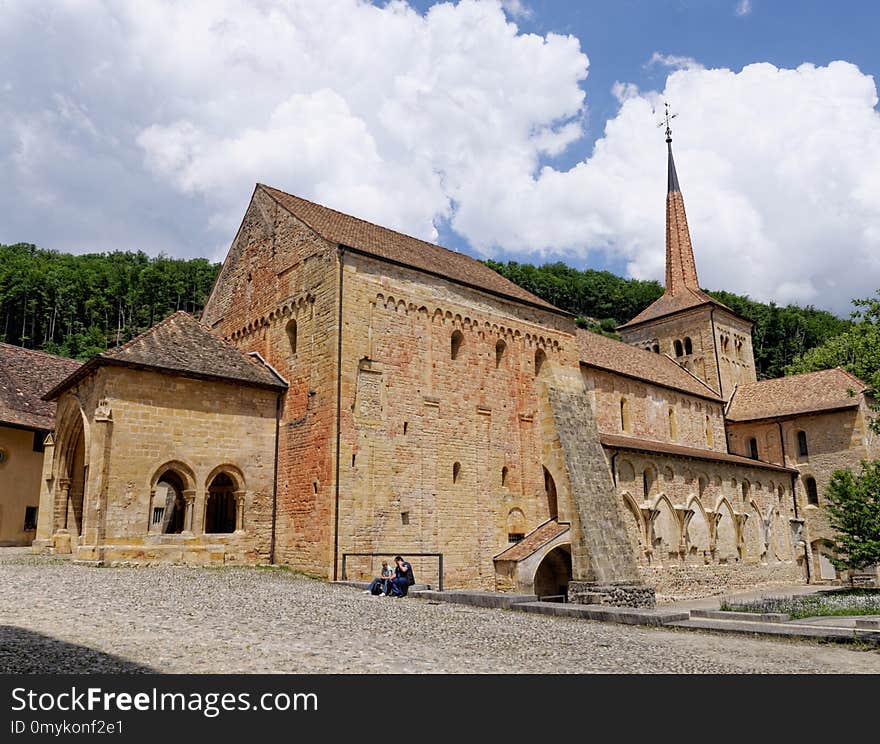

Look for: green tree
[824,461,880,572]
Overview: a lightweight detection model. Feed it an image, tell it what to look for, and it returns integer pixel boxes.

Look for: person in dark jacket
[388,555,415,597]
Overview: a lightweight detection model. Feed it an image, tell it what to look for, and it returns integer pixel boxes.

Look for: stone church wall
[607,447,804,598]
[335,250,578,590]
[581,367,727,452]
[202,189,342,577]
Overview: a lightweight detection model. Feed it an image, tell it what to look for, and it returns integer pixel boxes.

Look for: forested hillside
[0,244,851,379]
[485,260,850,380]
[0,243,219,359]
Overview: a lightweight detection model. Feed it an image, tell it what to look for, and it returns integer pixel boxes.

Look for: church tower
[617,111,756,400]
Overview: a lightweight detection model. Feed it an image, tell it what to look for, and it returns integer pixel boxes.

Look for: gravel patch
[2,551,880,674]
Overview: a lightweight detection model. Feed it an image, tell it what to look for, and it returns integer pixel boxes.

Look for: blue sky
[2,1,880,315]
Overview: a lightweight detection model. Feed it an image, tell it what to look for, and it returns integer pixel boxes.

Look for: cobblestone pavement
[2,551,880,674]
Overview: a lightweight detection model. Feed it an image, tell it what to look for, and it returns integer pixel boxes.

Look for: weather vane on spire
[657,102,677,143]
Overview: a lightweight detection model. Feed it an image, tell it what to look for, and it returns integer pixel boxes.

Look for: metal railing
[341,552,444,592]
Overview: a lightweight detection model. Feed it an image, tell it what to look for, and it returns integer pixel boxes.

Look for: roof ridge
[101,310,189,359]
[0,341,78,364]
[260,183,473,263]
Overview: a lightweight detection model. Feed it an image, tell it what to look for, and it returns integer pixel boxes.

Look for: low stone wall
[568,580,656,608]
[641,561,804,601]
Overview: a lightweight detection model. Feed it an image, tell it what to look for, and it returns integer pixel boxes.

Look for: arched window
[154,470,186,534]
[797,430,809,458]
[684,337,693,355]
[804,476,819,505]
[698,476,708,499]
[668,407,677,440]
[501,466,509,487]
[452,462,461,484]
[205,473,237,534]
[674,340,683,357]
[495,339,507,369]
[748,437,759,460]
[741,480,751,504]
[705,416,714,448]
[534,348,547,377]
[286,319,298,354]
[619,397,631,433]
[450,330,464,360]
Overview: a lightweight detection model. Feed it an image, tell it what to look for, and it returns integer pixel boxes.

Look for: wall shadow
[0,626,155,674]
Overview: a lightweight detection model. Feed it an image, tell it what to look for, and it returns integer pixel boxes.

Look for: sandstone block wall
[202,189,340,576]
[335,251,577,589]
[606,445,804,593]
[36,366,278,564]
[581,367,726,451]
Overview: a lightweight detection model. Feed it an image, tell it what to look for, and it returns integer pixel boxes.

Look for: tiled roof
[259,184,564,314]
[44,312,287,400]
[600,434,797,474]
[0,343,81,430]
[577,329,722,402]
[493,518,569,562]
[726,368,865,422]
[617,286,736,329]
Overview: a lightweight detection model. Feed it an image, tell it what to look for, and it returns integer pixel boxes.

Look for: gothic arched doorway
[155,470,186,534]
[533,544,572,599]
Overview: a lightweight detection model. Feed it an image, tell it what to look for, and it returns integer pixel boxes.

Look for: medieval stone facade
[27,135,877,604]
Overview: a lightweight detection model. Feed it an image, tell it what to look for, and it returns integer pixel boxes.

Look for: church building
[29,130,878,604]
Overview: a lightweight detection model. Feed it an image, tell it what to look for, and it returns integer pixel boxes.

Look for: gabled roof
[618,287,738,330]
[725,368,866,423]
[44,312,287,400]
[599,434,797,474]
[493,518,569,562]
[577,329,723,402]
[0,343,81,430]
[258,184,565,315]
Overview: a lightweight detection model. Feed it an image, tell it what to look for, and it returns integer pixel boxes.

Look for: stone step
[412,590,537,609]
[511,601,689,626]
[670,616,870,642]
[691,609,790,623]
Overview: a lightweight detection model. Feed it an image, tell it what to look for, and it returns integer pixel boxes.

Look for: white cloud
[646,52,703,71]
[501,0,533,19]
[462,60,880,313]
[2,1,880,315]
[736,0,752,17]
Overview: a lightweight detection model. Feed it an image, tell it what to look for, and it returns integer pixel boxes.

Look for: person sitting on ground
[364,560,394,595]
[387,555,415,598]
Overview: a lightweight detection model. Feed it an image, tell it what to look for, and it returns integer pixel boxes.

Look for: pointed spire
[662,107,699,295]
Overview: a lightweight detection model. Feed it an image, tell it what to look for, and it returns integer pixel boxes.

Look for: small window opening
[401,511,410,525]
[674,340,683,357]
[534,348,547,377]
[684,337,693,355]
[805,477,819,505]
[403,421,408,435]
[749,437,759,460]
[313,481,319,494]
[495,339,507,369]
[351,453,356,467]
[620,397,631,433]
[286,318,298,354]
[797,430,809,458]
[451,330,464,360]
[501,466,509,487]
[453,462,461,483]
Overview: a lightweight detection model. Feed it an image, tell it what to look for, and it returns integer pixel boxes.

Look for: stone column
[55,478,70,533]
[183,489,196,533]
[234,490,246,532]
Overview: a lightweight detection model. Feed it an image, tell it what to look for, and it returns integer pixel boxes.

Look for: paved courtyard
[2,550,880,674]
